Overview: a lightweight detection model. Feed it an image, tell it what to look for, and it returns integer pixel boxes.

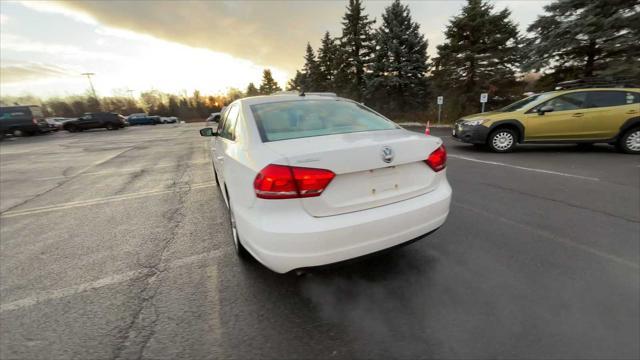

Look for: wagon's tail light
[32,117,38,125]
[254,164,335,199]
[425,145,446,172]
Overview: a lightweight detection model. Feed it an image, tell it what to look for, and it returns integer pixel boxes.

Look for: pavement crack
[112,162,192,360]
[1,147,134,214]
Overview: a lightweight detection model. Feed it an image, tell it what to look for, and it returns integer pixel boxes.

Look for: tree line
[0,69,283,121]
[285,0,639,122]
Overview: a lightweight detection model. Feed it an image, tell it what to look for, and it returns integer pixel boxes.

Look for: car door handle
[572,113,584,117]
[627,110,638,114]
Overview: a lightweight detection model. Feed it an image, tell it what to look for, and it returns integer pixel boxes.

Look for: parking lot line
[453,201,639,270]
[34,160,210,181]
[0,249,226,313]
[0,182,215,218]
[448,155,601,181]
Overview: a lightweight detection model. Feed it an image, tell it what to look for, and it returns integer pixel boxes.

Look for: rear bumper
[452,123,489,144]
[235,177,452,273]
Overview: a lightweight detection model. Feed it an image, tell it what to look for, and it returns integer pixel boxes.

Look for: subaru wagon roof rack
[555,76,639,90]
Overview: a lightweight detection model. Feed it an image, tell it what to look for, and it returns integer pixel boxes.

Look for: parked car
[206,112,221,124]
[453,81,640,153]
[127,113,158,126]
[159,116,178,124]
[63,112,126,132]
[0,105,51,137]
[45,117,73,131]
[199,94,451,273]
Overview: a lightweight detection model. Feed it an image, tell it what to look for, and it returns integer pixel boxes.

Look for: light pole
[81,73,98,100]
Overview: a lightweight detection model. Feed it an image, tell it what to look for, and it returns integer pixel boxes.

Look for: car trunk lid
[264,129,444,217]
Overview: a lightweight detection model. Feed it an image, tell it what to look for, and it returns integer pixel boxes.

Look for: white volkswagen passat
[200,94,451,273]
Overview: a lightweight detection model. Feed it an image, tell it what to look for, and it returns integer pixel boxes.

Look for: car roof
[553,87,639,93]
[239,94,352,106]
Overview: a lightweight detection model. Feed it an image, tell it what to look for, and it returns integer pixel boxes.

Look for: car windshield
[497,93,555,112]
[250,100,399,142]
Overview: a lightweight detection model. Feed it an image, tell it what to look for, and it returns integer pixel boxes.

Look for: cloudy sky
[0,0,550,98]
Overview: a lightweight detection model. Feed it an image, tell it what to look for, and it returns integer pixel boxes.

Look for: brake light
[254,164,335,199]
[426,145,446,172]
[32,117,38,125]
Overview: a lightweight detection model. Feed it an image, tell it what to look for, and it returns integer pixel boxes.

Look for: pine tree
[524,0,640,80]
[317,31,339,91]
[258,69,282,95]
[286,70,306,91]
[245,82,259,97]
[367,0,429,114]
[301,43,322,91]
[431,0,520,118]
[337,0,376,100]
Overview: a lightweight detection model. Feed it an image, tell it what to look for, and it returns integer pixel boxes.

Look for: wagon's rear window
[250,100,399,142]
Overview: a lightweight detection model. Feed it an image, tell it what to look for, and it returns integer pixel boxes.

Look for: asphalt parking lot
[1,124,638,359]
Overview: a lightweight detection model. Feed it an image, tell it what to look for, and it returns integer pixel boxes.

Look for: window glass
[251,100,399,142]
[498,93,554,112]
[29,106,43,118]
[587,91,628,108]
[625,92,639,105]
[219,104,239,140]
[536,92,587,112]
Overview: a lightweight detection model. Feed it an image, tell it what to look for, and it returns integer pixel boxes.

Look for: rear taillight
[32,117,38,125]
[254,164,335,199]
[426,145,447,172]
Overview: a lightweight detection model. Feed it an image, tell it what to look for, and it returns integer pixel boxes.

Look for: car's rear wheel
[617,127,640,154]
[488,128,517,153]
[66,125,78,133]
[12,129,25,137]
[106,123,116,130]
[228,201,250,259]
[213,166,220,187]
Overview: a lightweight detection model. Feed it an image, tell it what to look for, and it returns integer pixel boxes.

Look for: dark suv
[0,105,51,137]
[63,112,126,132]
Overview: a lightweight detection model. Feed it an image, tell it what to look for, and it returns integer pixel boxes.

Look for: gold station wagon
[452,83,640,154]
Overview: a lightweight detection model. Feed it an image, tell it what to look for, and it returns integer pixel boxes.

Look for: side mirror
[537,105,554,115]
[200,127,217,137]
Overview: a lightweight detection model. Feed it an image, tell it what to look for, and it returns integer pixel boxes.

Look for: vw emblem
[381,146,394,163]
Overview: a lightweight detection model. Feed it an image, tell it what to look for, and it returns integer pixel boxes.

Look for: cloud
[0,33,124,61]
[54,0,346,72]
[44,1,550,74]
[0,62,73,83]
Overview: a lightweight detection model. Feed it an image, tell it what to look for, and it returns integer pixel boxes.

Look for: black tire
[106,123,116,130]
[213,166,220,187]
[66,125,78,133]
[617,127,640,154]
[487,128,517,153]
[227,200,250,260]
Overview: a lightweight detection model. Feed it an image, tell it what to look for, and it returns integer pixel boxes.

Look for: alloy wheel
[492,131,514,151]
[625,130,640,152]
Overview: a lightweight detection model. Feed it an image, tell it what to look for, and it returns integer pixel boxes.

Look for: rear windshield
[250,100,399,142]
[29,106,44,118]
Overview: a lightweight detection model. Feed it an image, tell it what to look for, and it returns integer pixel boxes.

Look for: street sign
[436,96,443,124]
[480,93,488,103]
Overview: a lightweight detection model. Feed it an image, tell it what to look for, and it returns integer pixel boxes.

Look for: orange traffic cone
[425,121,431,136]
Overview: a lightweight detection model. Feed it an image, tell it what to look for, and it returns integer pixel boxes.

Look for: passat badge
[381,146,394,163]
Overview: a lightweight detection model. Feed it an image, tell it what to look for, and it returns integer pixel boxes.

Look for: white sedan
[200,94,451,273]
